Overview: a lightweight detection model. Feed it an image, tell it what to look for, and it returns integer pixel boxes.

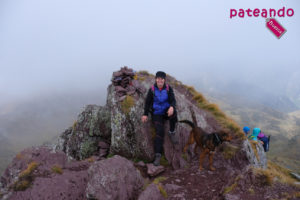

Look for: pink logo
[266,18,287,39]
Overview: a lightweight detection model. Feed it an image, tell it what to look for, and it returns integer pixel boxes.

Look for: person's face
[156,77,165,89]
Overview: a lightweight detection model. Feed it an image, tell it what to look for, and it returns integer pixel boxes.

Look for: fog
[0,0,300,174]
[0,0,299,105]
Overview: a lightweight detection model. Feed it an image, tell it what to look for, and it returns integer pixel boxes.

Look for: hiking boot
[168,130,178,144]
[153,153,161,166]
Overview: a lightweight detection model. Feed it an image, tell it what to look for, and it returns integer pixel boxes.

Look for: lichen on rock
[55,104,111,160]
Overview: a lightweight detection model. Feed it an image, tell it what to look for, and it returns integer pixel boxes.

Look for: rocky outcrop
[0,148,144,200]
[86,155,144,200]
[0,146,90,200]
[138,183,165,200]
[111,66,145,101]
[242,139,267,169]
[55,104,111,160]
[107,68,221,169]
[1,67,292,200]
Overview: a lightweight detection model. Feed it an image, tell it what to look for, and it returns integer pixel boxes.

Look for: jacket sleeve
[168,86,176,108]
[143,88,153,116]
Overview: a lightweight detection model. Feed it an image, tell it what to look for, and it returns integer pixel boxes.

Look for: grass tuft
[160,155,169,167]
[193,94,206,103]
[138,70,150,75]
[254,161,299,187]
[13,161,39,191]
[222,144,239,159]
[13,180,31,191]
[19,161,38,179]
[138,76,146,81]
[223,182,238,194]
[157,184,168,198]
[182,84,245,138]
[153,176,167,184]
[254,168,274,186]
[107,153,114,158]
[152,176,168,198]
[51,165,63,174]
[266,161,299,185]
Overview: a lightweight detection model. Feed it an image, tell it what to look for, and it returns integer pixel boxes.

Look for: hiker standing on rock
[141,71,178,166]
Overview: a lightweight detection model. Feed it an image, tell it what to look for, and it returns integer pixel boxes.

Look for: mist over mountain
[286,71,300,107]
[188,67,300,113]
[0,133,15,174]
[0,88,106,174]
[0,88,106,147]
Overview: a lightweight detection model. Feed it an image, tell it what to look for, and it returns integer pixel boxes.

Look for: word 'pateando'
[230,7,294,18]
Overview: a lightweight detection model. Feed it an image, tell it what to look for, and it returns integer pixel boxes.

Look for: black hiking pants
[152,109,178,154]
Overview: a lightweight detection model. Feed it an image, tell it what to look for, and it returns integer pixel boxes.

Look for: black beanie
[155,71,166,79]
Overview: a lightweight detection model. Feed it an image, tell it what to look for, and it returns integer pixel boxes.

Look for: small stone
[224,194,240,200]
[146,163,165,177]
[136,161,146,167]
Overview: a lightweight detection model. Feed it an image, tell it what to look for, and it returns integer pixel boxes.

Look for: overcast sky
[1,0,299,103]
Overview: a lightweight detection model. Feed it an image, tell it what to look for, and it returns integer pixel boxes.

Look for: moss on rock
[121,95,135,115]
[80,140,98,160]
[51,165,63,174]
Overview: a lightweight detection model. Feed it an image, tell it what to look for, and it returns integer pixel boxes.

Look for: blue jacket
[143,84,176,116]
[249,127,261,141]
[153,86,170,115]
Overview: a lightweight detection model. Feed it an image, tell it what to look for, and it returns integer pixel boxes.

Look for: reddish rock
[1,146,68,188]
[138,183,165,200]
[9,170,88,200]
[0,146,91,200]
[136,161,146,168]
[85,155,144,200]
[146,164,165,177]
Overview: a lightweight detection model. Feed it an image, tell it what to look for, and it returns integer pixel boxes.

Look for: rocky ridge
[1,67,299,200]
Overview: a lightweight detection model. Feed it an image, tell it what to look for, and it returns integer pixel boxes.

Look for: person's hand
[141,115,148,123]
[167,106,174,117]
[260,140,264,144]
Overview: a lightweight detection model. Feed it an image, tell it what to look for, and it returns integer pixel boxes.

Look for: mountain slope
[1,67,299,200]
[205,92,300,172]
